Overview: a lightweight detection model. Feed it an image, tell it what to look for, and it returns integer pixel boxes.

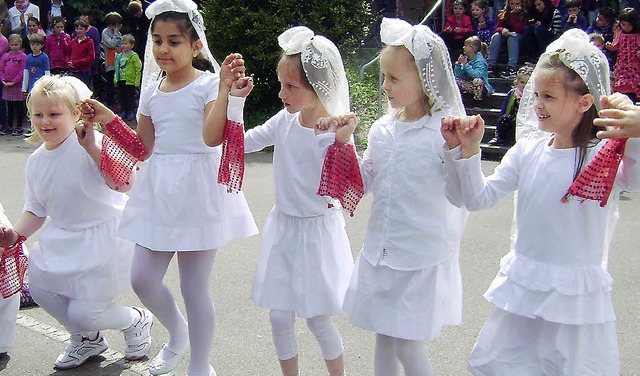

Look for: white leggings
[0,293,19,352]
[374,333,434,376]
[29,285,136,338]
[269,310,344,361]
[130,245,217,376]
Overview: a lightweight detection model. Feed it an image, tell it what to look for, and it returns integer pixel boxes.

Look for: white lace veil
[277,26,350,116]
[379,17,465,117]
[140,0,220,92]
[516,29,610,140]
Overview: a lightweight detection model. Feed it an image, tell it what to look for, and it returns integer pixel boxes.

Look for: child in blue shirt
[22,33,49,136]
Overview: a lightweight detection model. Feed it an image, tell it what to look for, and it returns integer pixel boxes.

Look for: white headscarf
[140,0,220,92]
[517,29,610,141]
[277,26,350,116]
[380,17,465,117]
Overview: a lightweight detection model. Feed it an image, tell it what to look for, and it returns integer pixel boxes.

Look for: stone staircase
[463,76,514,161]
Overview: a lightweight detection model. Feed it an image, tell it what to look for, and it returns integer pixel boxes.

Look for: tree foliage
[201,0,372,126]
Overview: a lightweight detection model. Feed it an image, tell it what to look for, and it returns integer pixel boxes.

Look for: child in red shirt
[67,18,94,89]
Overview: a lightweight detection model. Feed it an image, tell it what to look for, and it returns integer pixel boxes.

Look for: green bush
[201,0,372,127]
[345,64,382,149]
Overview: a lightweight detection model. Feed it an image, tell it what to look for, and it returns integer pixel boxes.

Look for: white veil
[277,26,350,116]
[380,17,465,117]
[140,0,220,92]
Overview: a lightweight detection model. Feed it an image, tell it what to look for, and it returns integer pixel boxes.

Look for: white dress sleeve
[616,138,640,191]
[244,113,279,153]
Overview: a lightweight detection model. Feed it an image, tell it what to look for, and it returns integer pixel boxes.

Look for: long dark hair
[537,52,601,180]
[151,11,215,72]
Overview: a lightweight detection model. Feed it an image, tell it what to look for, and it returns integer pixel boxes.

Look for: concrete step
[462,92,506,110]
[480,143,511,160]
[465,107,501,126]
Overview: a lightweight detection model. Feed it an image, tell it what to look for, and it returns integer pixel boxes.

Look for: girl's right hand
[441,115,461,149]
[595,93,640,139]
[0,225,17,249]
[450,115,484,157]
[230,76,253,98]
[81,99,116,124]
[219,53,245,93]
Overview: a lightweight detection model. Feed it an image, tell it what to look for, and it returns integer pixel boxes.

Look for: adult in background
[38,0,75,35]
[126,1,149,64]
[8,0,39,35]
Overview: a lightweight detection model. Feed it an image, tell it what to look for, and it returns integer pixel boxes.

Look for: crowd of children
[1,0,640,375]
[0,0,145,137]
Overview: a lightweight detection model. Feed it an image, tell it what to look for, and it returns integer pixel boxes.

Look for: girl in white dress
[98,0,257,375]
[441,29,640,375]
[204,26,354,376]
[0,202,21,357]
[320,18,468,376]
[0,75,152,370]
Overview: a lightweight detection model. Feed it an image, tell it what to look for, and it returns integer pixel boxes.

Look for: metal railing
[359,0,444,117]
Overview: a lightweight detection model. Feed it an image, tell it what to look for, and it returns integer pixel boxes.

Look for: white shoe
[54,333,109,370]
[122,307,153,360]
[149,342,188,375]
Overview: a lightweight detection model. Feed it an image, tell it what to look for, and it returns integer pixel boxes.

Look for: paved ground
[1,134,639,375]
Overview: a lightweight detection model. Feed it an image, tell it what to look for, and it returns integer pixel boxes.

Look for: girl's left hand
[75,120,96,150]
[0,225,17,248]
[441,116,461,149]
[219,53,245,93]
[81,99,116,124]
[595,93,640,139]
[230,76,253,98]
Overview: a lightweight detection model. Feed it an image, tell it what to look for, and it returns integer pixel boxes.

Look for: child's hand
[455,115,484,157]
[454,26,461,33]
[75,120,97,150]
[441,115,461,149]
[335,113,358,144]
[501,28,510,37]
[81,99,116,124]
[315,116,339,135]
[219,53,245,94]
[595,93,640,139]
[230,76,253,98]
[0,225,18,248]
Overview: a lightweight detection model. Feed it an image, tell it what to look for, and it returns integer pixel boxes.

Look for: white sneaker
[54,333,109,370]
[122,307,153,360]
[149,342,188,375]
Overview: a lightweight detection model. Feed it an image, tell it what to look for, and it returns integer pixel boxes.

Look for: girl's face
[75,26,87,38]
[152,20,201,76]
[590,39,605,50]
[53,21,64,35]
[462,42,476,55]
[471,5,484,18]
[453,4,465,16]
[30,94,78,150]
[620,20,634,33]
[515,74,529,92]
[122,40,133,52]
[9,40,20,52]
[534,0,545,13]
[508,0,521,11]
[27,20,38,34]
[533,72,588,142]
[277,60,320,115]
[380,47,426,116]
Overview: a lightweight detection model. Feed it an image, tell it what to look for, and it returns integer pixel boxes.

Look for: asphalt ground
[1,134,639,375]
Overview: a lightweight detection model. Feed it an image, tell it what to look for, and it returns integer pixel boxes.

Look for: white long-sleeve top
[445,137,640,324]
[359,112,466,271]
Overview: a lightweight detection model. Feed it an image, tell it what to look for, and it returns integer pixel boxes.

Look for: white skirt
[251,207,353,318]
[28,216,133,300]
[119,153,258,251]
[468,308,619,376]
[343,253,462,341]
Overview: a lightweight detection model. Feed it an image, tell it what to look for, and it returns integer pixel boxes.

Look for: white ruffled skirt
[343,252,462,341]
[468,308,619,375]
[251,207,353,318]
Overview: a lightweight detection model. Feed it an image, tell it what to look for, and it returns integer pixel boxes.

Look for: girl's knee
[269,310,295,334]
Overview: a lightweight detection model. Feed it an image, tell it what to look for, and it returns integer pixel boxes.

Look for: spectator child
[522,0,557,61]
[443,0,474,51]
[442,30,640,375]
[455,35,494,103]
[45,16,69,75]
[67,18,94,89]
[101,12,123,106]
[336,18,468,375]
[560,0,588,32]
[471,0,495,44]
[0,75,153,370]
[488,64,532,145]
[487,0,528,79]
[606,7,640,104]
[73,9,100,91]
[21,16,44,54]
[113,34,140,121]
[0,20,6,133]
[0,34,25,136]
[589,32,612,68]
[22,33,49,135]
[586,7,615,43]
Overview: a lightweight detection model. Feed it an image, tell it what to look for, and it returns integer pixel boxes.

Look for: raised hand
[441,115,461,149]
[0,225,17,248]
[230,76,254,98]
[595,93,640,139]
[81,99,116,124]
[75,120,96,151]
[219,53,245,94]
[335,114,358,144]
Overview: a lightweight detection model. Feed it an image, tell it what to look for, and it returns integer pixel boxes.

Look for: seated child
[454,35,494,103]
[471,0,495,44]
[488,64,533,146]
[442,0,474,51]
[560,0,587,32]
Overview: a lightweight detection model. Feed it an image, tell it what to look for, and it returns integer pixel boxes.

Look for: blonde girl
[454,35,494,102]
[442,29,640,374]
[0,75,152,370]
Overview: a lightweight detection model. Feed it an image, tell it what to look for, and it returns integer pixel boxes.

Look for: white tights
[374,333,434,376]
[29,285,136,339]
[131,245,217,376]
[269,310,344,361]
